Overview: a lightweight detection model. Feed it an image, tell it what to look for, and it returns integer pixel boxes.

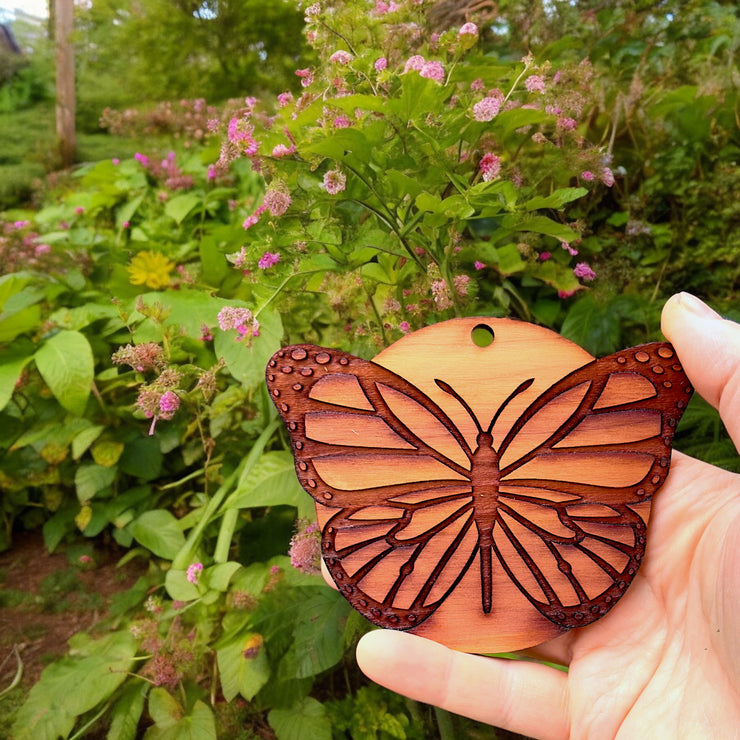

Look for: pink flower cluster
[403,55,445,84]
[573,262,596,281]
[479,152,502,181]
[289,520,321,574]
[472,90,504,122]
[257,251,280,269]
[134,151,194,190]
[186,562,203,585]
[217,305,260,339]
[323,169,347,195]
[111,342,166,373]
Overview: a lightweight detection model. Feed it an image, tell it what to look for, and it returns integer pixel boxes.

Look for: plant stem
[434,706,456,740]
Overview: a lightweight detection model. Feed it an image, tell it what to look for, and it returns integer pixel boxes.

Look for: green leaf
[508,214,579,242]
[279,588,350,679]
[129,509,186,559]
[164,193,202,224]
[523,187,588,211]
[12,632,137,740]
[164,568,201,601]
[495,243,526,275]
[217,633,271,701]
[268,697,331,740]
[215,307,283,389]
[205,561,242,591]
[108,680,150,740]
[227,451,313,517]
[561,294,620,355]
[0,304,42,342]
[71,425,105,460]
[118,435,163,480]
[35,330,94,415]
[144,692,217,740]
[0,340,34,411]
[74,463,117,502]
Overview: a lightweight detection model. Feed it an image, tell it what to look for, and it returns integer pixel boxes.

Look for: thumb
[661,292,740,448]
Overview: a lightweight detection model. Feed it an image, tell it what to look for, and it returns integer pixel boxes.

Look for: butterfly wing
[490,341,692,627]
[266,344,482,629]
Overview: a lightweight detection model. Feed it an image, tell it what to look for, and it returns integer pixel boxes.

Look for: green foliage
[0,0,738,736]
[74,0,311,105]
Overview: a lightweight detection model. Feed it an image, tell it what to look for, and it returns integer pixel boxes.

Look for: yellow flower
[127,251,174,289]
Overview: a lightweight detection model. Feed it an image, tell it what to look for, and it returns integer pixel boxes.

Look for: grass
[0,102,155,210]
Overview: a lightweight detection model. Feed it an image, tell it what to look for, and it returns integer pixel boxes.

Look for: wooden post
[55,0,75,168]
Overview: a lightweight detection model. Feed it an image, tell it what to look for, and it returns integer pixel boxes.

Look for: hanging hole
[471,324,495,347]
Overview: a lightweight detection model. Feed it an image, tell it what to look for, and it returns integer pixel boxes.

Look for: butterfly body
[266,318,692,652]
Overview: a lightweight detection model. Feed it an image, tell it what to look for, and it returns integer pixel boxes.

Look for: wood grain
[266,317,693,653]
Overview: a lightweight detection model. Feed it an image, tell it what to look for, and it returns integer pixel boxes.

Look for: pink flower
[289,520,321,574]
[600,167,615,187]
[479,152,501,182]
[242,214,260,230]
[420,61,445,84]
[474,261,486,270]
[557,116,577,131]
[112,158,120,165]
[332,115,353,129]
[374,57,388,72]
[539,251,552,261]
[561,241,578,256]
[35,244,51,255]
[454,274,471,296]
[472,96,502,122]
[525,75,546,93]
[263,188,292,217]
[272,143,296,157]
[207,164,217,180]
[558,289,577,299]
[574,262,596,281]
[186,562,203,585]
[217,306,254,332]
[277,91,293,107]
[458,22,478,36]
[470,78,485,92]
[399,321,410,333]
[329,50,353,65]
[134,152,149,166]
[111,342,165,373]
[581,170,595,181]
[295,68,314,87]
[403,55,426,73]
[431,279,452,310]
[258,251,280,269]
[323,169,346,195]
[158,391,180,419]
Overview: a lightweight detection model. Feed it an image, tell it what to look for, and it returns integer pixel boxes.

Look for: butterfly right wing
[489,341,692,627]
[266,344,482,629]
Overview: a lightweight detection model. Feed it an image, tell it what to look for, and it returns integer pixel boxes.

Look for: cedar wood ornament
[266,318,693,653]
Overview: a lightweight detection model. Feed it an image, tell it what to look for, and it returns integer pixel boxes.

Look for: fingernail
[677,292,721,320]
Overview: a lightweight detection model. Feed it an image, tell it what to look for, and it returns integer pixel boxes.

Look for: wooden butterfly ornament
[265,318,692,653]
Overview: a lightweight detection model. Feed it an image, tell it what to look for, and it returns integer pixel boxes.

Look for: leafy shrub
[2,0,738,737]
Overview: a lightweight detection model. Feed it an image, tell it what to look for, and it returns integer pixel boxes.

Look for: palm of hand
[550,453,740,738]
[355,295,740,739]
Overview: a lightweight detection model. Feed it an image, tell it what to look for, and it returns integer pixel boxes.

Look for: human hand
[355,292,740,739]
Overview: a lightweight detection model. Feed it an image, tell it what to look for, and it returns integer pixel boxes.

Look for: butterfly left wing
[266,344,482,629]
[490,341,692,627]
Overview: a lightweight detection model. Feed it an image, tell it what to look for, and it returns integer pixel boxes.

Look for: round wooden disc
[295,317,674,654]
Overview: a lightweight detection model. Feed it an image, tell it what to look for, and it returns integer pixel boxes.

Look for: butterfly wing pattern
[265,321,692,647]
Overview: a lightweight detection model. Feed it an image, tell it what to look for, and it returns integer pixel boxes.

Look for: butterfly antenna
[435,379,483,434]
[486,378,535,434]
